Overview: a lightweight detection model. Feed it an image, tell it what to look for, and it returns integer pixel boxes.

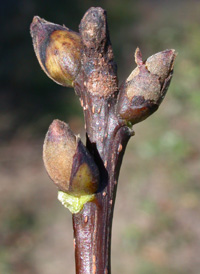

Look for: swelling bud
[30,16,82,87]
[117,48,176,125]
[43,120,99,197]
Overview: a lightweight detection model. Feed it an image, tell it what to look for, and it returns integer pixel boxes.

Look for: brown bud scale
[117,48,176,125]
[69,140,99,196]
[30,16,82,87]
[43,120,99,196]
[43,120,77,192]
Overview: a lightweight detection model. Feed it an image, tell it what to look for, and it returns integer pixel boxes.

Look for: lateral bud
[30,16,82,87]
[117,48,176,125]
[43,120,99,196]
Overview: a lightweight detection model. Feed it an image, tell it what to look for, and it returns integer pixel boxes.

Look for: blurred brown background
[1,0,200,273]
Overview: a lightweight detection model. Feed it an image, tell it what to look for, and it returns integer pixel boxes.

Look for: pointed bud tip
[31,15,43,25]
[158,48,177,69]
[49,119,66,133]
[30,15,55,29]
[30,16,48,38]
[145,49,177,84]
[135,47,143,66]
[46,119,76,143]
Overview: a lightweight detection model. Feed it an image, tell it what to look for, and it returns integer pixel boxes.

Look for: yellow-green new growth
[58,191,95,214]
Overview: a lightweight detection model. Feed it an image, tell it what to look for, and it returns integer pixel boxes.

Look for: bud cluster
[30,9,177,215]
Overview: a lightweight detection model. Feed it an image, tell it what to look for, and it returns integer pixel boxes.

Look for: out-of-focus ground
[1,0,200,273]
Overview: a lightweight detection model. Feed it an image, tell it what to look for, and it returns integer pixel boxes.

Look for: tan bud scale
[117,48,176,125]
[43,120,99,196]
